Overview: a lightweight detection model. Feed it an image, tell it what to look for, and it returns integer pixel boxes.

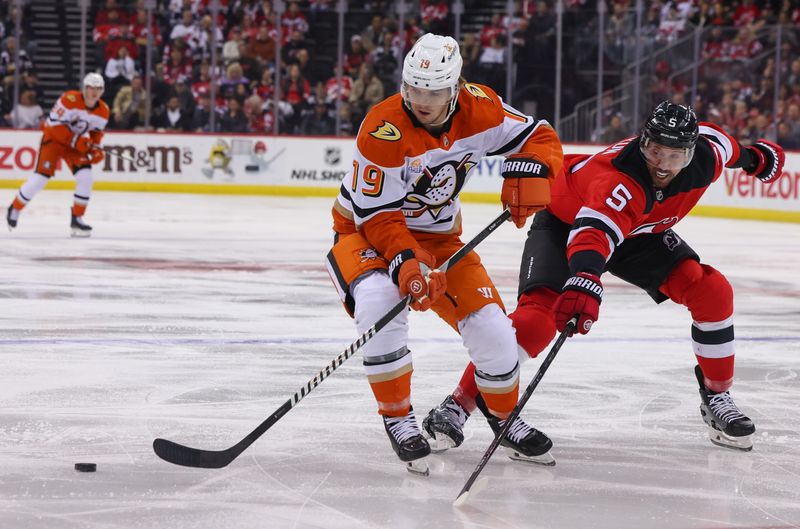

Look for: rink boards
[0,129,798,222]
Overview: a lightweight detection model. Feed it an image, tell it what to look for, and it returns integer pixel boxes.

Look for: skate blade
[507,449,556,466]
[405,458,430,477]
[424,433,457,453]
[453,477,488,508]
[71,229,91,238]
[707,426,753,452]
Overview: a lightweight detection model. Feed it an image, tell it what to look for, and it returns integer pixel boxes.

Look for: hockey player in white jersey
[325,33,564,474]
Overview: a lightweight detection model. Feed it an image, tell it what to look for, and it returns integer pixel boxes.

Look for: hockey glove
[747,139,785,183]
[88,147,105,164]
[388,248,446,312]
[553,272,603,335]
[501,154,551,228]
[75,136,94,155]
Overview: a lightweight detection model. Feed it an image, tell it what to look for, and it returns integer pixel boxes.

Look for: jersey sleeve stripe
[338,186,406,221]
[566,225,616,257]
[572,206,624,246]
[486,121,538,156]
[699,123,739,166]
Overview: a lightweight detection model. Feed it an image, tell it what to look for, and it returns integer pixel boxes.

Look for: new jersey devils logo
[405,154,475,219]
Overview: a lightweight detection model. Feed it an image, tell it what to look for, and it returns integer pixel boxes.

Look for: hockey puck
[74,462,97,472]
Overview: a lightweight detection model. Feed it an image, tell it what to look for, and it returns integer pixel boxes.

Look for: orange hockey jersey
[335,83,562,246]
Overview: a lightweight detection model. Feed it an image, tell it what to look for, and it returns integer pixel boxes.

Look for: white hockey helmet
[82,72,105,91]
[401,33,462,121]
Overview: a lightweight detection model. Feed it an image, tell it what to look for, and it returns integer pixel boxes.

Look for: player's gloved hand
[747,139,785,183]
[88,147,105,164]
[75,136,94,154]
[553,272,603,335]
[501,154,551,228]
[388,248,446,311]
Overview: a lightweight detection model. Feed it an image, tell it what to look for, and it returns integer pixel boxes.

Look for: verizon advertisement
[0,130,797,219]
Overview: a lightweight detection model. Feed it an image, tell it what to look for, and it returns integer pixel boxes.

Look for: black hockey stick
[153,208,512,469]
[454,316,577,506]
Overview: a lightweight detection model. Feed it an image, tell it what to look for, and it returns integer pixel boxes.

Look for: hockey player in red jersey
[425,101,786,454]
[6,73,109,237]
[325,33,564,474]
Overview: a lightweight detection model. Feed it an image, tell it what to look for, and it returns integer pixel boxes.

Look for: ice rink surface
[1,191,799,529]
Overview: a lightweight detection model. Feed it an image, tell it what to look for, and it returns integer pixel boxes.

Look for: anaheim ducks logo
[369,121,402,142]
[405,154,476,219]
[465,83,491,100]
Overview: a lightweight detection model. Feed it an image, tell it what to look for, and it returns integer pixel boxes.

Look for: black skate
[695,365,755,451]
[423,395,470,452]
[477,394,555,466]
[382,408,431,476]
[7,205,18,230]
[70,214,92,238]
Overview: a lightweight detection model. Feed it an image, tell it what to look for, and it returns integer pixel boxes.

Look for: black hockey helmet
[641,101,699,149]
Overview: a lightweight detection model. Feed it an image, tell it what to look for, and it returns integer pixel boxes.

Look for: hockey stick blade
[453,317,577,506]
[153,209,511,469]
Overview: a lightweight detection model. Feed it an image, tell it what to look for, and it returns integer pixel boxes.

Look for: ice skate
[6,204,18,230]
[695,365,755,451]
[477,394,554,465]
[423,395,470,452]
[382,408,431,476]
[70,213,92,238]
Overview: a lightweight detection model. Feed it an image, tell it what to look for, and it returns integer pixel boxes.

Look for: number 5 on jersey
[351,160,386,197]
[605,183,632,212]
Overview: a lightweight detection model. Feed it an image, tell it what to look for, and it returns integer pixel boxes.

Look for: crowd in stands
[0,0,798,149]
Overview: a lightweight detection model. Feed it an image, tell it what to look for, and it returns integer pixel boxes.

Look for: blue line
[0,336,796,347]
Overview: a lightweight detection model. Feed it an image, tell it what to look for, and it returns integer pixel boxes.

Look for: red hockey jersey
[548,123,752,273]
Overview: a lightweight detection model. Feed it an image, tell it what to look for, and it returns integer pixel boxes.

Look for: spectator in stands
[599,113,629,144]
[7,89,42,130]
[479,14,504,49]
[96,0,130,26]
[191,91,217,132]
[254,67,276,101]
[243,94,267,132]
[248,24,276,64]
[777,121,800,150]
[0,36,34,86]
[733,0,761,27]
[360,15,385,53]
[348,63,384,121]
[163,46,194,84]
[174,76,197,116]
[460,32,481,81]
[300,101,335,136]
[281,63,311,132]
[192,14,224,63]
[325,65,352,104]
[219,96,249,132]
[219,62,250,100]
[281,2,309,42]
[151,63,173,112]
[336,100,357,136]
[105,45,137,85]
[153,94,191,131]
[477,34,506,94]
[282,29,313,69]
[222,28,242,66]
[371,32,400,94]
[343,35,368,79]
[420,0,449,35]
[170,9,197,44]
[112,73,146,130]
[236,40,262,81]
[130,9,162,69]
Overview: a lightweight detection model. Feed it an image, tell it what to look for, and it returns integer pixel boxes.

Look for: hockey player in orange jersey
[6,73,109,237]
[325,33,564,474]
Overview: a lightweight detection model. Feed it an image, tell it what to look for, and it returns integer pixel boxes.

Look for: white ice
[1,191,799,529]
